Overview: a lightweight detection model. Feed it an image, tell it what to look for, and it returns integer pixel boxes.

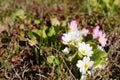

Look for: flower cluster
[61,20,107,79]
[93,26,107,47]
[76,42,94,75]
[61,31,83,45]
[61,20,84,47]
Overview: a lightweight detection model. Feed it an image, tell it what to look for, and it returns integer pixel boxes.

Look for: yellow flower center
[68,40,72,44]
[84,63,88,69]
[69,26,73,31]
[81,49,86,55]
[99,37,103,41]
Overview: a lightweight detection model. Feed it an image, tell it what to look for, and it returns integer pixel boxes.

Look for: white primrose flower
[62,47,70,54]
[69,31,83,41]
[77,42,93,57]
[61,33,73,45]
[76,56,94,74]
[62,31,83,45]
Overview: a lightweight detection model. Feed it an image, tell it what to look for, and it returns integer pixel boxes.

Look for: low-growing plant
[61,20,108,79]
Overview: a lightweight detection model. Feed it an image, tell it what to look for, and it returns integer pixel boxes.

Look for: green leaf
[51,17,60,26]
[42,26,48,38]
[91,49,107,60]
[114,0,119,5]
[94,59,102,66]
[87,40,97,49]
[91,49,107,66]
[47,56,55,64]
[34,48,39,64]
[34,19,41,25]
[68,52,78,61]
[61,21,67,27]
[31,29,42,38]
[28,31,36,39]
[77,52,83,59]
[12,9,25,19]
[30,26,48,39]
[47,26,56,37]
[54,57,60,65]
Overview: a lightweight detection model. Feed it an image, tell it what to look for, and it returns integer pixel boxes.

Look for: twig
[36,74,50,80]
[61,56,76,80]
[4,69,11,79]
[52,48,76,80]
[13,69,22,80]
[22,69,29,78]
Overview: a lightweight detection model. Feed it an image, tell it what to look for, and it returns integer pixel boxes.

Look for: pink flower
[82,28,90,36]
[68,20,78,32]
[98,31,107,47]
[93,26,100,39]
[93,26,107,47]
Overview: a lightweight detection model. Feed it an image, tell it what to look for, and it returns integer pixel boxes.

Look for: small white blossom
[61,33,73,45]
[61,31,83,45]
[76,56,94,74]
[77,42,93,57]
[69,31,83,42]
[62,47,70,54]
[97,45,104,51]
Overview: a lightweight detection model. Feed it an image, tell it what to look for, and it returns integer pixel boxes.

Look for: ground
[0,0,120,80]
